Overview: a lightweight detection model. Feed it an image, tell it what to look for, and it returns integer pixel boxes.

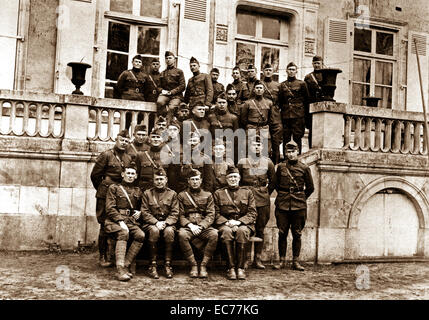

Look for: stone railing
[310,101,428,155]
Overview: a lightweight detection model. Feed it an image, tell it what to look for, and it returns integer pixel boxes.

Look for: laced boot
[115,240,131,281]
[124,241,143,278]
[236,243,247,280]
[148,241,159,279]
[292,257,305,271]
[273,256,286,270]
[199,255,211,278]
[148,262,159,279]
[254,242,265,269]
[164,242,174,278]
[186,255,199,278]
[224,241,236,280]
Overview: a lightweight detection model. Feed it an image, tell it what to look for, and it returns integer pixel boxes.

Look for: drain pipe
[315,162,322,264]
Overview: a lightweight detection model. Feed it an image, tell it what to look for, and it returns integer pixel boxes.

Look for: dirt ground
[0,250,428,300]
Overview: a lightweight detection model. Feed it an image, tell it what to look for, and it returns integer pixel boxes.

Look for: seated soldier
[213,166,257,280]
[177,169,218,278]
[141,168,179,279]
[104,162,145,282]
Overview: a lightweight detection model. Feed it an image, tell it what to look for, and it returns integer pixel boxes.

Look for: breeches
[218,225,252,244]
[142,224,176,243]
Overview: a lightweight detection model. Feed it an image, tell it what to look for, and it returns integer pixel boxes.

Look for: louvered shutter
[406,31,428,112]
[323,18,351,104]
[184,0,207,22]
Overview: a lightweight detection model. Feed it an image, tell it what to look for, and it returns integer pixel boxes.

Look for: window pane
[236,42,255,78]
[353,58,371,83]
[375,61,393,85]
[237,12,256,37]
[262,16,280,40]
[376,32,393,56]
[107,22,130,52]
[140,0,162,18]
[141,56,158,74]
[138,27,160,55]
[354,28,372,52]
[375,86,392,108]
[106,52,128,81]
[110,0,132,14]
[261,47,279,73]
[352,83,370,105]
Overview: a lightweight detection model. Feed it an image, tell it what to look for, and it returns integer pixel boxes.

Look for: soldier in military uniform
[237,135,275,269]
[141,168,179,279]
[144,58,161,103]
[278,62,310,155]
[261,63,283,164]
[229,66,249,105]
[184,57,214,110]
[225,84,243,130]
[214,166,257,280]
[182,104,211,141]
[116,55,148,101]
[90,130,134,267]
[210,68,225,104]
[157,51,186,122]
[126,124,150,158]
[304,55,324,149]
[177,169,218,278]
[212,139,235,190]
[273,140,314,271]
[105,162,145,281]
[246,64,258,99]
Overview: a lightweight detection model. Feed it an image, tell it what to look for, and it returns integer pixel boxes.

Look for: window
[352,25,396,108]
[103,0,165,98]
[235,10,289,82]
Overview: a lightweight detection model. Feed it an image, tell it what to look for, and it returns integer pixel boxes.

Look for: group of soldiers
[91,50,322,282]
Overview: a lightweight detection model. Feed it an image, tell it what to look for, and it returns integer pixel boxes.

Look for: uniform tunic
[144,71,161,102]
[211,81,225,104]
[184,71,214,107]
[116,69,148,101]
[140,187,179,226]
[230,80,249,105]
[159,66,186,100]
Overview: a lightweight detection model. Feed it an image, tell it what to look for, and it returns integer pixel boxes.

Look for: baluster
[95,108,103,140]
[142,112,149,130]
[371,118,382,152]
[343,115,352,149]
[22,101,30,136]
[58,105,65,138]
[381,119,392,152]
[47,104,55,137]
[391,120,402,153]
[35,103,42,137]
[401,121,412,154]
[422,124,428,155]
[353,117,362,150]
[107,109,115,141]
[130,111,138,133]
[361,117,371,151]
[5,101,14,135]
[120,110,127,131]
[413,122,423,154]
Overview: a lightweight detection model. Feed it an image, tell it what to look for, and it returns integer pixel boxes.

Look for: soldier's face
[151,61,160,72]
[226,173,240,187]
[250,142,262,155]
[190,62,200,73]
[122,168,137,183]
[153,175,168,189]
[134,130,147,144]
[156,121,167,130]
[167,126,179,139]
[286,149,299,161]
[254,84,264,96]
[211,72,219,82]
[263,68,273,78]
[216,98,228,112]
[312,61,322,70]
[188,136,200,148]
[116,136,129,150]
[132,59,143,69]
[150,134,163,147]
[192,106,206,118]
[248,69,256,79]
[287,66,297,77]
[214,144,225,158]
[232,69,241,80]
[166,55,175,66]
[188,176,202,189]
[177,108,189,119]
[226,90,237,101]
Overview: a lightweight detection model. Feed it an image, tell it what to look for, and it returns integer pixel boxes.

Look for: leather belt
[278,186,304,192]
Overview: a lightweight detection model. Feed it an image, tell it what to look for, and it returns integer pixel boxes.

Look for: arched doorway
[357,188,419,258]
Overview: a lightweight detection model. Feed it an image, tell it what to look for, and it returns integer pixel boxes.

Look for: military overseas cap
[150,127,163,137]
[134,124,147,132]
[189,56,199,65]
[168,119,181,129]
[312,55,323,62]
[247,64,256,70]
[132,54,143,61]
[154,167,167,177]
[263,63,273,69]
[124,161,137,171]
[188,169,202,179]
[217,92,227,101]
[179,102,189,110]
[152,57,160,63]
[287,62,298,69]
[226,83,235,92]
[251,135,262,144]
[285,139,299,150]
[156,116,167,124]
[210,68,220,74]
[165,51,176,58]
[226,166,240,176]
[117,129,130,139]
[254,80,264,87]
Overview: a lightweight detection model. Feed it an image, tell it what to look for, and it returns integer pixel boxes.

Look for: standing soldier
[115,55,148,101]
[225,84,242,122]
[184,57,214,110]
[90,130,134,267]
[104,162,145,281]
[278,62,310,155]
[126,124,150,158]
[246,64,258,98]
[212,139,235,191]
[210,68,225,104]
[141,168,179,279]
[157,51,186,122]
[273,140,314,271]
[144,58,161,103]
[177,169,218,278]
[237,135,275,269]
[229,66,249,105]
[304,55,324,149]
[261,63,283,164]
[214,166,257,280]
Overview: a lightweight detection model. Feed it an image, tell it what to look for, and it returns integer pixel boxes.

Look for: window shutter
[323,18,351,104]
[184,0,207,22]
[406,31,428,112]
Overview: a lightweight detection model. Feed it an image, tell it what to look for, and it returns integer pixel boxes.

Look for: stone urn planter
[67,62,91,95]
[314,68,342,101]
[362,96,382,107]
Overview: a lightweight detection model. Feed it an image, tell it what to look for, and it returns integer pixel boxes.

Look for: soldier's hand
[155,221,165,230]
[119,221,129,233]
[189,223,202,236]
[132,210,141,220]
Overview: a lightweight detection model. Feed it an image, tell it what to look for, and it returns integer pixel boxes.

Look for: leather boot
[199,255,211,278]
[224,241,236,280]
[243,242,252,270]
[273,256,286,270]
[254,242,265,269]
[148,241,159,279]
[148,262,159,279]
[164,242,174,278]
[186,255,199,278]
[237,243,247,280]
[124,241,143,278]
[115,240,131,281]
[98,235,112,268]
[292,257,305,271]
